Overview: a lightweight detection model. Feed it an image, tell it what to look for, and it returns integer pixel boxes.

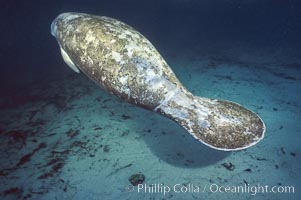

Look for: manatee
[51,12,265,151]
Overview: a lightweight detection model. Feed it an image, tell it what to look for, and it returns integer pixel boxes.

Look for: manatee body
[51,12,265,151]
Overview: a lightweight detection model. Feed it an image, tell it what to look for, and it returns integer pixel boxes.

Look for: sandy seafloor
[0,42,300,200]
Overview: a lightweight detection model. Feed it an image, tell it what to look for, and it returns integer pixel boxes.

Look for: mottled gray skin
[51,12,265,151]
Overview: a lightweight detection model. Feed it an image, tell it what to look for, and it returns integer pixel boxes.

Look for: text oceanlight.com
[129,183,295,196]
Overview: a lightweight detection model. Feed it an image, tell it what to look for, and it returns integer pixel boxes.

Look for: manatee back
[55,13,182,109]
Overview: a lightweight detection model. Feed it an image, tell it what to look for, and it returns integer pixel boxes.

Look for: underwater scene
[0,0,300,199]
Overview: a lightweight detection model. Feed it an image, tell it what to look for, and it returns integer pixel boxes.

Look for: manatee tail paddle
[155,91,265,151]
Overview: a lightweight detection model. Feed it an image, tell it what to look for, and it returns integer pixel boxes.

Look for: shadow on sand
[128,107,230,168]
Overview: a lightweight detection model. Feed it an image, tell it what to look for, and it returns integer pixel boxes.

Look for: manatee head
[51,12,85,73]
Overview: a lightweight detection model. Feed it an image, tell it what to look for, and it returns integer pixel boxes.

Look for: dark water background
[1,0,300,96]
